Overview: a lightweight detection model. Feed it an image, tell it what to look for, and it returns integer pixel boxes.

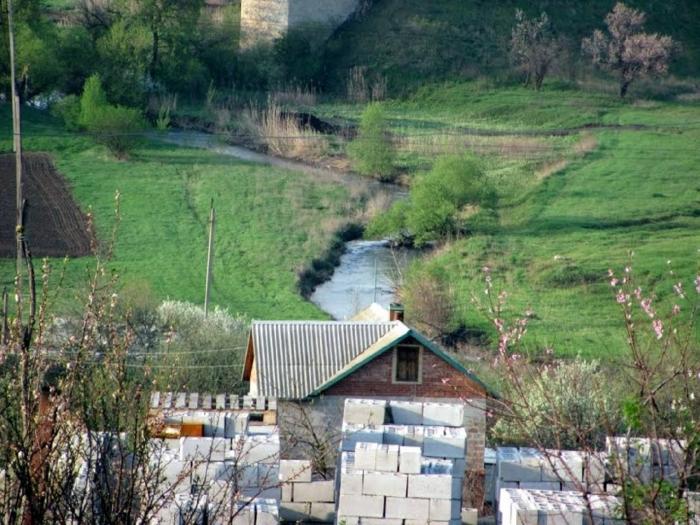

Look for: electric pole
[7,0,24,279]
[204,199,215,317]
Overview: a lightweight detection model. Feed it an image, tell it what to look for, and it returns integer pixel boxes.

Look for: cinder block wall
[240,0,361,48]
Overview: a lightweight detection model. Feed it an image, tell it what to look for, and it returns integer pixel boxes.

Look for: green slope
[0,108,353,319]
[323,0,700,93]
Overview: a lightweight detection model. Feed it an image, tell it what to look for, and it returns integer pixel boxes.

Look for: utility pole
[204,199,215,317]
[7,0,23,280]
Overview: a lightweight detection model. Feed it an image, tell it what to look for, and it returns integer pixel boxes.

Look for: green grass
[0,108,355,319]
[323,0,700,92]
[325,82,700,359]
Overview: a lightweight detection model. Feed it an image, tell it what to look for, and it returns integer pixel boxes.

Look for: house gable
[309,331,491,399]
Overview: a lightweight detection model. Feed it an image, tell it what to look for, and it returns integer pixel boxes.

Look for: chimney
[389,303,405,322]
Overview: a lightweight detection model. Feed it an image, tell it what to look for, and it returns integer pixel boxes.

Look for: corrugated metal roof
[251,320,400,399]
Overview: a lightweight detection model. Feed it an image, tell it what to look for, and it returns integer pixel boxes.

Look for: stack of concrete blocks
[498,489,621,525]
[484,448,497,504]
[152,429,282,523]
[605,436,684,485]
[494,448,608,507]
[336,398,472,524]
[279,460,336,523]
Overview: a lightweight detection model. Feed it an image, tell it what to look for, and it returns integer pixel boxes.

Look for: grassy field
[0,107,356,319]
[315,83,700,359]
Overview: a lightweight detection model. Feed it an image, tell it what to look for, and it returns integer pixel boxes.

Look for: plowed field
[0,153,91,257]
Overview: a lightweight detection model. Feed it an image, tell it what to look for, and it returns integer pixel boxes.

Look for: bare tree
[582,2,674,98]
[473,264,699,523]
[510,10,558,90]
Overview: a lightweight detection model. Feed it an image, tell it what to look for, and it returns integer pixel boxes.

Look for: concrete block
[279,459,312,483]
[452,458,466,478]
[389,400,424,425]
[423,402,465,427]
[337,494,385,518]
[363,472,407,497]
[399,445,422,474]
[461,507,478,525]
[341,423,383,451]
[233,435,279,465]
[224,413,249,438]
[361,520,402,525]
[257,464,279,486]
[429,498,460,521]
[336,517,359,525]
[355,442,378,471]
[497,447,540,482]
[542,450,584,482]
[344,398,387,426]
[408,474,453,500]
[423,459,454,475]
[309,502,335,522]
[520,481,562,491]
[375,444,399,472]
[279,502,309,522]
[254,499,278,525]
[293,479,335,503]
[404,425,425,448]
[340,452,363,495]
[180,437,228,461]
[281,482,293,502]
[385,496,429,520]
[383,425,408,446]
[424,427,466,459]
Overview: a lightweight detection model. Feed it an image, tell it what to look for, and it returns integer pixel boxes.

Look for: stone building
[242,304,493,490]
[239,0,363,47]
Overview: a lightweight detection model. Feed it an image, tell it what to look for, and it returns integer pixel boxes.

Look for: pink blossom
[482,266,491,274]
[695,275,700,294]
[673,282,685,299]
[672,304,681,316]
[633,287,642,300]
[616,292,629,304]
[610,278,619,287]
[493,318,504,331]
[652,319,664,340]
[607,269,614,277]
[624,266,631,274]
[640,298,655,318]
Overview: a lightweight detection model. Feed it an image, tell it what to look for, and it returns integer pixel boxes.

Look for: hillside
[314,83,700,359]
[323,0,700,93]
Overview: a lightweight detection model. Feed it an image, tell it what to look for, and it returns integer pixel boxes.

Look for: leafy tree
[510,10,557,90]
[406,155,495,245]
[582,2,674,98]
[79,74,145,158]
[347,103,395,181]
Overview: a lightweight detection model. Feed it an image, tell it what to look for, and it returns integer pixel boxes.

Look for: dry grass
[242,100,330,161]
[536,132,598,180]
[354,190,393,222]
[396,132,553,158]
[270,85,318,107]
[346,66,388,103]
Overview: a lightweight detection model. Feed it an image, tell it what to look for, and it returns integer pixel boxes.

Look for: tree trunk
[619,80,630,98]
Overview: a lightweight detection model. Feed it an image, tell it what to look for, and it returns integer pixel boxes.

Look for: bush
[491,357,622,449]
[79,74,145,159]
[347,103,395,181]
[52,95,81,131]
[409,155,496,244]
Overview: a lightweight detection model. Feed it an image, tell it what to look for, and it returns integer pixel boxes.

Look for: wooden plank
[150,391,161,409]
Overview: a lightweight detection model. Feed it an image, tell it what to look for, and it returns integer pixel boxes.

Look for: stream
[156,131,415,319]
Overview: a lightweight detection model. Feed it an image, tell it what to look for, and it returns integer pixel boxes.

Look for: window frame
[392,344,423,385]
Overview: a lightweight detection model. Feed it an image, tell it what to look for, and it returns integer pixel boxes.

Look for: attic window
[393,345,421,384]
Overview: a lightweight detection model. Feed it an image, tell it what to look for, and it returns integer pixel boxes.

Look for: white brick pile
[498,489,621,525]
[336,398,470,525]
[163,494,279,525]
[494,447,607,506]
[279,460,336,523]
[152,428,281,523]
[606,436,684,484]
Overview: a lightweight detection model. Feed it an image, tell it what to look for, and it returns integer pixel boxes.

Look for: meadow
[314,82,700,359]
[0,107,354,319]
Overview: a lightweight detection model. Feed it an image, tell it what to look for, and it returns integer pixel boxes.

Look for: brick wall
[323,340,486,399]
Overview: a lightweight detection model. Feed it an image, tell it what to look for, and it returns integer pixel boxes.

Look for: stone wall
[240,0,361,48]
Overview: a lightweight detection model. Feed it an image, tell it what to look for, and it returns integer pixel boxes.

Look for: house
[242,304,493,485]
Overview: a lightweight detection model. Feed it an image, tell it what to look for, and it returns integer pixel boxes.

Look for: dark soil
[0,153,92,258]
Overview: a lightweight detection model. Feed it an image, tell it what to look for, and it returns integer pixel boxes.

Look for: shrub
[347,103,395,181]
[405,155,495,245]
[491,357,622,449]
[78,74,145,159]
[52,95,81,131]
